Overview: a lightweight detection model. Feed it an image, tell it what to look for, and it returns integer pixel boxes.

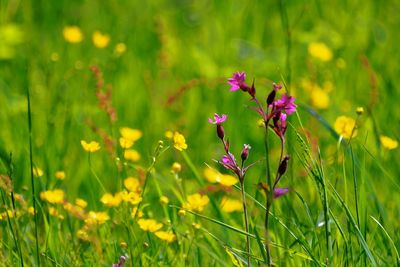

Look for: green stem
[240,180,251,266]
[263,123,273,267]
[26,84,40,266]
[88,153,107,193]
[181,150,204,186]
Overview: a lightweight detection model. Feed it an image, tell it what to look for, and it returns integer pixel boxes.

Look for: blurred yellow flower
[131,207,143,218]
[48,207,64,219]
[124,177,140,192]
[380,135,398,150]
[63,26,83,43]
[114,42,127,55]
[100,193,122,207]
[92,31,110,48]
[356,107,364,115]
[40,189,65,204]
[120,191,142,205]
[28,207,36,215]
[120,127,142,141]
[155,231,176,243]
[75,198,87,208]
[85,211,109,225]
[178,209,186,216]
[160,196,169,205]
[165,130,173,139]
[81,140,100,152]
[220,197,242,213]
[203,168,238,186]
[124,149,141,162]
[119,137,134,149]
[55,171,66,180]
[173,131,187,151]
[77,229,89,241]
[33,167,43,177]
[334,116,357,139]
[137,219,163,232]
[171,162,182,173]
[183,193,209,212]
[311,88,330,109]
[308,42,333,62]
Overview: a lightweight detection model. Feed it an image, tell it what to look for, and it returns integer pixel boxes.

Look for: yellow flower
[92,31,110,48]
[155,231,176,243]
[100,193,122,207]
[80,140,100,152]
[178,209,186,216]
[131,207,143,218]
[334,116,357,139]
[32,167,43,177]
[171,162,182,173]
[220,197,242,213]
[77,229,89,241]
[28,207,36,215]
[120,127,142,141]
[183,193,209,212]
[356,107,364,115]
[308,42,333,62]
[165,131,174,139]
[119,137,134,149]
[160,196,169,205]
[124,177,140,192]
[55,171,66,180]
[75,198,87,209]
[380,135,398,150]
[114,43,127,55]
[63,203,86,219]
[137,219,163,232]
[120,191,142,205]
[173,132,187,151]
[203,168,238,186]
[124,149,141,162]
[311,88,330,109]
[63,26,83,43]
[85,211,109,225]
[40,189,65,204]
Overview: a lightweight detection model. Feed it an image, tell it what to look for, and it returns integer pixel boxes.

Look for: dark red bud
[278,155,290,176]
[241,144,251,161]
[266,89,276,105]
[217,124,225,140]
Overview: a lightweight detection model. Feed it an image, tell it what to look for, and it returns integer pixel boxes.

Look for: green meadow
[0,0,399,266]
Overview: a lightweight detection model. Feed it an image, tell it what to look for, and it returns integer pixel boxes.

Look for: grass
[0,0,400,266]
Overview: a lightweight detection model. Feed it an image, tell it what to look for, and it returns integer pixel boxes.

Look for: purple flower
[272,82,283,91]
[113,256,126,267]
[208,113,228,125]
[220,153,238,171]
[273,188,289,198]
[274,94,297,115]
[240,144,251,161]
[228,72,246,91]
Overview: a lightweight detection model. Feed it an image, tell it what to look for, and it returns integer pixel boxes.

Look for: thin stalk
[263,124,273,267]
[88,153,107,193]
[26,84,40,266]
[240,180,251,266]
[350,145,360,227]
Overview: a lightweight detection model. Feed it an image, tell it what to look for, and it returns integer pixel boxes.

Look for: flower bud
[356,107,364,115]
[266,89,276,105]
[278,155,290,176]
[217,124,225,140]
[241,144,251,161]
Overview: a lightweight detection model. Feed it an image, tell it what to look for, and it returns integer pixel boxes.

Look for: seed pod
[278,155,290,176]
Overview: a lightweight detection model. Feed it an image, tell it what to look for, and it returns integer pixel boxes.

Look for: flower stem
[240,180,251,267]
[263,123,273,266]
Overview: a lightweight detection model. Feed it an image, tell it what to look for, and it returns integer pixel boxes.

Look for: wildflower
[100,193,122,207]
[208,113,227,124]
[173,132,187,151]
[183,193,209,212]
[124,149,141,162]
[178,209,186,216]
[119,137,134,149]
[380,135,398,150]
[241,144,251,161]
[85,211,110,225]
[228,71,247,91]
[55,171,66,180]
[77,229,90,241]
[48,207,64,219]
[75,198,88,208]
[155,231,176,243]
[308,42,333,62]
[356,107,364,115]
[40,189,65,204]
[220,153,238,172]
[131,207,143,218]
[92,31,110,48]
[334,116,357,139]
[274,188,289,198]
[114,43,127,55]
[160,196,169,205]
[165,130,174,139]
[120,127,142,141]
[220,197,242,213]
[63,26,83,43]
[311,88,330,109]
[192,223,201,230]
[272,112,287,138]
[32,167,43,177]
[120,191,142,205]
[171,162,182,173]
[273,94,297,115]
[63,203,86,219]
[203,168,238,186]
[137,219,163,232]
[124,177,140,192]
[80,140,100,152]
[120,241,128,249]
[113,255,126,267]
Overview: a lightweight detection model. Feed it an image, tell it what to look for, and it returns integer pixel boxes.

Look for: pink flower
[220,153,238,171]
[228,72,246,91]
[273,188,289,198]
[208,113,228,125]
[274,94,297,115]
